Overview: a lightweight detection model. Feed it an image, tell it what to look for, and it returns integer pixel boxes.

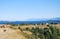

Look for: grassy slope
[0,28,27,39]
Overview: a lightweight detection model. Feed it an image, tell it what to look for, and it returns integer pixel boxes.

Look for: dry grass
[0,28,27,39]
[0,24,60,39]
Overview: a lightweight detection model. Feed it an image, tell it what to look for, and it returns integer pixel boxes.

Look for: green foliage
[25,27,30,31]
[6,22,18,26]
[29,26,60,39]
[20,23,27,25]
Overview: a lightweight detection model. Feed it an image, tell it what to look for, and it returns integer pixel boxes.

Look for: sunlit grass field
[0,23,60,39]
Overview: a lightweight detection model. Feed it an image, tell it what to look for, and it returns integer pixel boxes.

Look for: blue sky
[0,0,60,21]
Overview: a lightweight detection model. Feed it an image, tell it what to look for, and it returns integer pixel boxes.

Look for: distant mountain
[26,17,60,24]
[0,17,60,24]
[26,18,49,21]
[46,17,60,23]
[27,17,60,21]
[50,17,60,20]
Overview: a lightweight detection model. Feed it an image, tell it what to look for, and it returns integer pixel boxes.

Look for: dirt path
[0,28,27,39]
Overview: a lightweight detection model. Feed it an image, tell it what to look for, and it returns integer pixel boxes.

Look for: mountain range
[0,17,60,24]
[27,17,60,21]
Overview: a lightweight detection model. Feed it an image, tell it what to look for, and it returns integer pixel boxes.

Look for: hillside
[0,28,27,39]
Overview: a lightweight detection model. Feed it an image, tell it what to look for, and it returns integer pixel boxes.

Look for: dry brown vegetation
[0,24,60,39]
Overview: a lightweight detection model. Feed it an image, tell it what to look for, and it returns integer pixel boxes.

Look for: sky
[0,0,60,21]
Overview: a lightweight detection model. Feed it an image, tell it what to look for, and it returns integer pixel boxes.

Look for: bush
[30,26,60,39]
